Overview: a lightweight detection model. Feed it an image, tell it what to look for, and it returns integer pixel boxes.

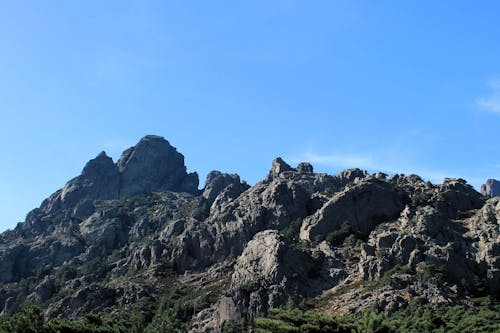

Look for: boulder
[437,178,484,214]
[296,162,314,173]
[336,168,368,185]
[217,230,301,326]
[202,171,249,206]
[266,157,293,181]
[300,179,404,241]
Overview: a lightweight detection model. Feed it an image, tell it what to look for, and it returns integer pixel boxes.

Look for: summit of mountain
[0,135,498,332]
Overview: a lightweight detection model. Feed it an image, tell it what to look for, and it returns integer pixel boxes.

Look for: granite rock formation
[481,178,500,198]
[117,135,199,197]
[0,136,497,333]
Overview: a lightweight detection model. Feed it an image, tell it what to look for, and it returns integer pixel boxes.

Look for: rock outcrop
[266,157,294,181]
[14,135,198,237]
[202,171,249,209]
[481,178,500,197]
[0,136,200,284]
[61,151,120,216]
[217,230,289,324]
[0,136,498,333]
[117,135,199,197]
[300,178,405,241]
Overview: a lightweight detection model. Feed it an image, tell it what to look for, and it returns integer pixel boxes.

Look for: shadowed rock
[202,171,249,206]
[61,151,120,215]
[300,178,405,241]
[118,135,199,196]
[481,179,500,198]
[0,137,498,332]
[266,157,293,181]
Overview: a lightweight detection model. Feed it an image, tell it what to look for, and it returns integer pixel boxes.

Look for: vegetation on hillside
[1,297,498,333]
[253,297,500,333]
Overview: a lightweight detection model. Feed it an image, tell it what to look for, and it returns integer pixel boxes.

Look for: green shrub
[280,219,303,240]
[325,222,352,246]
[254,308,360,333]
[253,298,500,333]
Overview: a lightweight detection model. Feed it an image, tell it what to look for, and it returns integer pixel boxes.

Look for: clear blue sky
[1,1,499,231]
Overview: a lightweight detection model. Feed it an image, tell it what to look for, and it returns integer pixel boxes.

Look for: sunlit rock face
[117,135,199,197]
[0,137,498,333]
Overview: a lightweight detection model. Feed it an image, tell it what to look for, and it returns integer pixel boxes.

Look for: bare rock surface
[481,178,500,197]
[300,178,405,241]
[0,136,498,333]
[117,135,199,197]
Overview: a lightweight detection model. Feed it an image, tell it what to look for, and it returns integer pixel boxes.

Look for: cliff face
[481,179,500,198]
[0,136,498,332]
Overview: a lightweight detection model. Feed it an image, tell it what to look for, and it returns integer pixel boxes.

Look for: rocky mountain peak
[202,171,249,206]
[66,135,201,203]
[337,168,368,183]
[60,151,120,215]
[267,157,293,180]
[1,137,499,333]
[17,136,200,236]
[481,178,500,197]
[80,151,116,177]
[296,162,314,173]
[266,157,318,181]
[117,135,199,196]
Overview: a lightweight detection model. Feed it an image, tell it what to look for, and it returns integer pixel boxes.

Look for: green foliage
[0,302,44,333]
[141,281,222,333]
[410,192,432,208]
[364,265,411,291]
[221,320,245,333]
[342,235,360,248]
[359,310,393,333]
[389,297,500,333]
[143,290,186,333]
[48,313,127,333]
[416,262,447,282]
[325,222,352,246]
[253,297,500,333]
[80,255,108,276]
[254,308,361,333]
[0,303,127,333]
[2,295,498,333]
[108,248,123,263]
[128,311,145,333]
[174,200,208,221]
[58,263,78,280]
[143,305,182,333]
[280,219,303,240]
[375,248,388,258]
[341,235,362,262]
[0,298,188,333]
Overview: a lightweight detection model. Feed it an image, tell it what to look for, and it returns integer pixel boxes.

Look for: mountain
[481,179,500,198]
[0,135,498,332]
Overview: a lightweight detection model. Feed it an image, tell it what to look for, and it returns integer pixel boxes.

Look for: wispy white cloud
[475,78,500,114]
[288,151,469,187]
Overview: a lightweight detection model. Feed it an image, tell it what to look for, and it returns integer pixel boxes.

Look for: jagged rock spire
[117,135,199,197]
[481,179,500,197]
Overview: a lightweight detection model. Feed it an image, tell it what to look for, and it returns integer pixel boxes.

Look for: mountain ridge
[0,135,498,332]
